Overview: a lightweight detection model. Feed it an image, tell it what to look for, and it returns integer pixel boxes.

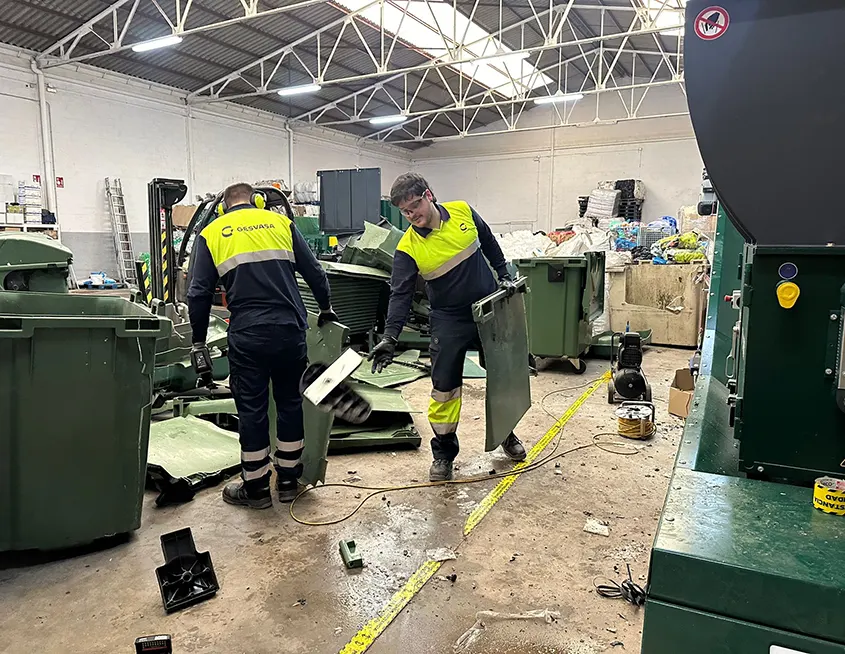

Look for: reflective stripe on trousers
[429,386,462,436]
[228,324,308,489]
[274,437,305,470]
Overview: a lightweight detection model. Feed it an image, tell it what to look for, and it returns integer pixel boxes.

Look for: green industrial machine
[642,2,845,651]
[0,232,72,292]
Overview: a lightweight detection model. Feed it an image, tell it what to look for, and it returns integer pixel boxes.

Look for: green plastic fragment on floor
[350,382,418,413]
[463,352,487,379]
[148,416,240,480]
[328,423,421,452]
[351,350,427,388]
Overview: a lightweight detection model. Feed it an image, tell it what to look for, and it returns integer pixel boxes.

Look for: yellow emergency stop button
[776,281,800,309]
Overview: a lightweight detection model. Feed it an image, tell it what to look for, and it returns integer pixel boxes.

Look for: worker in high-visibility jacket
[188,182,337,509]
[369,173,525,481]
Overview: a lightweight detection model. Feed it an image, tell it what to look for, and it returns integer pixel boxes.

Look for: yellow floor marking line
[463,372,610,536]
[338,371,610,654]
[339,559,443,654]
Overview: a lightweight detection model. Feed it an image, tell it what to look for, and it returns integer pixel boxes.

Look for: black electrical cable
[594,564,646,607]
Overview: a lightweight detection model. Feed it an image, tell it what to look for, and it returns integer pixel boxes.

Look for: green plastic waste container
[514,253,606,361]
[0,292,170,551]
[0,232,73,293]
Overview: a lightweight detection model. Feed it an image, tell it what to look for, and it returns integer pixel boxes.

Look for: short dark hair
[390,173,435,206]
[223,182,254,207]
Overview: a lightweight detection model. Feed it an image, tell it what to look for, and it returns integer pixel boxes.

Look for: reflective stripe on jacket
[201,206,295,275]
[395,201,479,280]
[187,204,331,343]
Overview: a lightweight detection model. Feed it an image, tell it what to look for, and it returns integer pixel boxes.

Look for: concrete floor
[0,347,690,654]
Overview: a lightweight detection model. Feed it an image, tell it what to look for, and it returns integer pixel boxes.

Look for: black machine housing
[608,332,651,404]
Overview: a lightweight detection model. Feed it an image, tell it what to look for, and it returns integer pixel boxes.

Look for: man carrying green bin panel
[368,173,525,482]
[188,182,337,509]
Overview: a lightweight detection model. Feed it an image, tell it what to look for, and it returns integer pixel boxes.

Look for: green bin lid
[0,233,73,271]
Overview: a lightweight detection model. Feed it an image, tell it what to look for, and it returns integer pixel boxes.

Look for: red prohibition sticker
[694,6,730,40]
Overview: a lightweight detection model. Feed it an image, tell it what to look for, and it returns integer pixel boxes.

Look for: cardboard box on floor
[669,368,695,418]
[172,205,198,228]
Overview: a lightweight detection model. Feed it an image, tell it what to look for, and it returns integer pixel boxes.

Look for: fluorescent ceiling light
[369,114,406,125]
[278,83,322,97]
[132,35,183,53]
[534,92,584,105]
[334,0,552,98]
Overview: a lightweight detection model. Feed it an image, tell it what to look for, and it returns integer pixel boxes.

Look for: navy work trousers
[227,323,307,491]
[428,316,485,461]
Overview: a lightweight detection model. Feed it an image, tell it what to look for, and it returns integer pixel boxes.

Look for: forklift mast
[147,178,187,305]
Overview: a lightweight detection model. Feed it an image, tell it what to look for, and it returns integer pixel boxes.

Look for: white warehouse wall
[412,84,703,233]
[0,45,411,275]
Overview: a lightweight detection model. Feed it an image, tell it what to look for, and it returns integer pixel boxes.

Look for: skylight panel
[334,0,553,98]
[641,0,686,36]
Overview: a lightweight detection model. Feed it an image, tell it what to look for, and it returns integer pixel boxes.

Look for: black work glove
[498,275,518,298]
[190,342,214,387]
[367,336,397,374]
[318,307,339,327]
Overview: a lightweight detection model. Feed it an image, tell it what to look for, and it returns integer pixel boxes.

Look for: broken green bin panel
[0,292,170,551]
[155,314,228,367]
[269,313,348,487]
[298,262,387,336]
[514,254,605,359]
[328,424,421,452]
[351,350,427,388]
[147,415,241,480]
[340,221,404,272]
[472,280,532,452]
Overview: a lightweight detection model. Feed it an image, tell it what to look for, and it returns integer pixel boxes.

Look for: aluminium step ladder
[106,177,136,286]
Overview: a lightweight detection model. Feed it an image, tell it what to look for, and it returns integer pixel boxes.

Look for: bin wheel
[572,359,587,375]
[607,381,616,404]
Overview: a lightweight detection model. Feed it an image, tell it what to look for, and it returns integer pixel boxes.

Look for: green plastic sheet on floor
[329,383,421,452]
[146,415,241,506]
[351,350,427,388]
[463,352,486,379]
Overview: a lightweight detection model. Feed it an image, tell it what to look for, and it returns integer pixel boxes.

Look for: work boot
[501,433,527,461]
[276,479,302,504]
[429,459,454,482]
[222,481,272,509]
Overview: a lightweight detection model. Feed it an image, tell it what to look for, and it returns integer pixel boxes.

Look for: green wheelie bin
[0,292,170,551]
[514,253,605,373]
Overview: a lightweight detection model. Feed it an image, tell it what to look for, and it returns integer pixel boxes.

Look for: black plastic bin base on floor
[155,528,219,613]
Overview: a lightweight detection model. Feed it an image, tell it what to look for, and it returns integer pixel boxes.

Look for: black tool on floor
[155,528,219,613]
[594,564,646,607]
[608,331,652,404]
[300,362,372,424]
[135,635,173,653]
